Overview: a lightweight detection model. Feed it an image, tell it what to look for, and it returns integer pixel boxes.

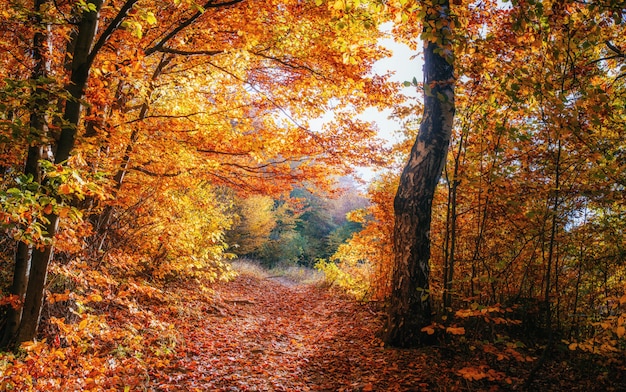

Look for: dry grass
[230,259,324,285]
[230,258,269,279]
[273,265,324,285]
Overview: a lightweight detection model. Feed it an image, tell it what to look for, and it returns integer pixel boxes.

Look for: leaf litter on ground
[2,268,624,391]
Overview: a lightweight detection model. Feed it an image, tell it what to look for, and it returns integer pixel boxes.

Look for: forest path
[150,274,438,391]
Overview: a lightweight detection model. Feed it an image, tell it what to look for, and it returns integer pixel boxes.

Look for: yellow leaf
[78,318,88,330]
[568,343,578,350]
[616,326,625,338]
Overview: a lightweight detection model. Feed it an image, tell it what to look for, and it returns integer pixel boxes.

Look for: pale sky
[365,34,421,146]
[307,26,422,183]
[356,33,422,181]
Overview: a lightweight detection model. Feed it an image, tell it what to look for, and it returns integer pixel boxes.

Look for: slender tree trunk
[543,138,561,330]
[383,0,455,347]
[1,242,32,348]
[443,130,465,310]
[0,0,51,349]
[94,55,172,251]
[569,211,587,340]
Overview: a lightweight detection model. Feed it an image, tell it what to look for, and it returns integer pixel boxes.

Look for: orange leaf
[457,366,487,381]
[48,292,71,304]
[43,204,54,214]
[58,183,71,195]
[446,326,465,335]
[421,325,435,335]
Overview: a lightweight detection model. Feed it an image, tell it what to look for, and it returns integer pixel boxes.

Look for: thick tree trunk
[13,0,103,345]
[1,242,32,348]
[383,0,455,347]
[15,224,57,343]
[55,0,103,163]
[0,0,50,349]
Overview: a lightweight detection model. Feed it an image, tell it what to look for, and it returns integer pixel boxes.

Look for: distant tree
[227,195,277,257]
[227,180,368,267]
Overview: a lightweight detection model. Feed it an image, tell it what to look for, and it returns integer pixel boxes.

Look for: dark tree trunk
[15,230,57,343]
[383,0,455,348]
[1,242,32,348]
[55,0,103,163]
[13,0,104,345]
[0,0,50,349]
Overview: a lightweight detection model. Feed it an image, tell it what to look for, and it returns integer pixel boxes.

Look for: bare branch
[606,41,624,56]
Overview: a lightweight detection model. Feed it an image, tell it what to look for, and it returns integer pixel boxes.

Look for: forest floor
[151,272,442,391]
[147,267,625,391]
[2,264,624,391]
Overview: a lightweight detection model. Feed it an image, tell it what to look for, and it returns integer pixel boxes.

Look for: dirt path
[150,275,439,391]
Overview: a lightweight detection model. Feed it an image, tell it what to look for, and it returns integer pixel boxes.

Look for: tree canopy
[1,0,625,389]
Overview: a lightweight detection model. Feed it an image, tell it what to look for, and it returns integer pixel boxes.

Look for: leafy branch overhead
[0,0,624,389]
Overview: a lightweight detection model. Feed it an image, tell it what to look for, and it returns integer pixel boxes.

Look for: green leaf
[424,83,433,97]
[145,11,157,26]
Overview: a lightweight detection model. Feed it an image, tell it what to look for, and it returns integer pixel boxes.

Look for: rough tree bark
[0,0,50,348]
[12,0,106,345]
[383,0,455,347]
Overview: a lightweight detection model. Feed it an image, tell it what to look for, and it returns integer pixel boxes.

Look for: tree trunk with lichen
[383,0,455,348]
[0,0,51,349]
[10,0,104,346]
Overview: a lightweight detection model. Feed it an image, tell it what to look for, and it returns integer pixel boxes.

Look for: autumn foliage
[1,0,625,389]
[329,0,625,382]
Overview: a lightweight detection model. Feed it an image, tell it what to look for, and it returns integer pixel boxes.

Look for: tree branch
[606,41,624,56]
[130,166,184,177]
[88,0,139,66]
[251,51,323,77]
[144,0,245,56]
[149,47,223,56]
